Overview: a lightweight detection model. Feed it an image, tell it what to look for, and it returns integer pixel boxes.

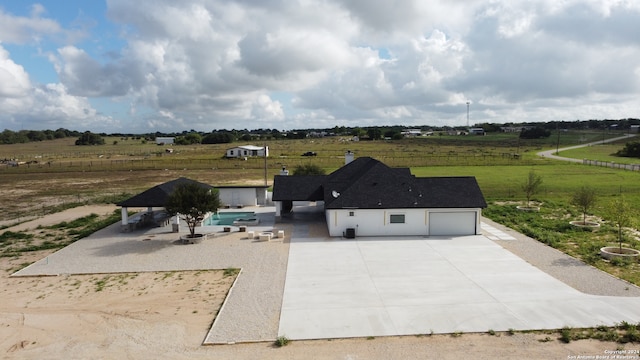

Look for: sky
[0,0,639,134]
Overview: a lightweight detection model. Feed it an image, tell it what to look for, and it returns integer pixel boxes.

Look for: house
[225,145,269,158]
[469,128,486,135]
[272,155,487,237]
[156,137,175,145]
[401,129,423,137]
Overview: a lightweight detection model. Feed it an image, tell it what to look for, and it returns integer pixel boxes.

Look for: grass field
[559,142,640,165]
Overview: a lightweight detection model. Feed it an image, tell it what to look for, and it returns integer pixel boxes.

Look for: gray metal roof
[116,177,213,207]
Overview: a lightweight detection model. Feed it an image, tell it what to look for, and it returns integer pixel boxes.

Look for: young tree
[603,196,635,251]
[570,186,597,224]
[165,183,221,239]
[521,170,543,207]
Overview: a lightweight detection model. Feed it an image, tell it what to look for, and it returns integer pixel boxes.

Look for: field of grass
[558,142,640,165]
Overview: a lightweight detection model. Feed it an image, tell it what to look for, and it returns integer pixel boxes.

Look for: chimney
[280,166,289,175]
[345,150,354,165]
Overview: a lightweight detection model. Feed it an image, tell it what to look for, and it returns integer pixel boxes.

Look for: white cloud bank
[0,0,639,132]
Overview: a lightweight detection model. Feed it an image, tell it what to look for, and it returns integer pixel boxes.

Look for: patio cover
[116,177,213,231]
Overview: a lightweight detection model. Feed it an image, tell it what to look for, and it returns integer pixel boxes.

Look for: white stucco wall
[218,188,261,206]
[325,208,481,237]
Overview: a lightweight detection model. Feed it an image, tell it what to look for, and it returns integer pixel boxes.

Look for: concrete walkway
[279,233,640,340]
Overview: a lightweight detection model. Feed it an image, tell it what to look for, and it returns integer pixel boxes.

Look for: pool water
[203,211,255,226]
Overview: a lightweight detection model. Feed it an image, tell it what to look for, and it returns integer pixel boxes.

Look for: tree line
[1,118,638,146]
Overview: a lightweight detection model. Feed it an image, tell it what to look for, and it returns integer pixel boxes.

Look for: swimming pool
[203,211,255,226]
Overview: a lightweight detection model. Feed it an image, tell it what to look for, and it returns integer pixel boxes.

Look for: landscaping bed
[484,201,640,286]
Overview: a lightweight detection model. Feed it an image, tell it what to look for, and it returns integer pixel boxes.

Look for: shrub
[275,336,290,347]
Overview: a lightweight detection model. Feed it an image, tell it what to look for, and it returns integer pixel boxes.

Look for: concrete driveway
[279,235,640,340]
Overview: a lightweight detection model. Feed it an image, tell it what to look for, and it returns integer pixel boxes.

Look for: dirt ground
[1,207,639,359]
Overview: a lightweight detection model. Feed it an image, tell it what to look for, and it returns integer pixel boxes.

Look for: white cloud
[1,0,640,132]
[0,46,31,97]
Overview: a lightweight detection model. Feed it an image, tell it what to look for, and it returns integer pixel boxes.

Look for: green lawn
[559,144,640,165]
[411,163,640,203]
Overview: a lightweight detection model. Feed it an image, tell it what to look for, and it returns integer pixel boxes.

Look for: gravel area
[482,217,640,297]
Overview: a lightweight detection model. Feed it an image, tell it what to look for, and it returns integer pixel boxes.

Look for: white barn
[225,145,269,158]
[272,157,487,238]
[156,137,175,145]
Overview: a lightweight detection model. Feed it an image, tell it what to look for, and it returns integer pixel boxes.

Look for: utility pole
[555,122,560,155]
[466,101,470,128]
[263,142,268,187]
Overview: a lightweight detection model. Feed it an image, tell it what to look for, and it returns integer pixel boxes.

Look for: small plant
[487,329,496,336]
[366,336,375,340]
[603,196,635,252]
[507,328,515,336]
[560,327,573,343]
[94,276,110,292]
[521,170,543,207]
[223,268,240,277]
[538,336,552,343]
[570,186,597,224]
[451,331,462,338]
[275,336,290,347]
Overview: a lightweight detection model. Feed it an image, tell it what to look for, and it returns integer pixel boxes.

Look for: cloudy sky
[0,0,639,133]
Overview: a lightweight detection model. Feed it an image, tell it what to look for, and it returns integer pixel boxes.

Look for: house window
[349,211,355,217]
[389,214,405,224]
[229,150,234,155]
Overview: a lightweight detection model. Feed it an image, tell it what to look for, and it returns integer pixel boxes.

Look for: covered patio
[116,177,213,232]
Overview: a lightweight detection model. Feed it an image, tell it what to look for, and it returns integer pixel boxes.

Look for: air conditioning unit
[345,228,356,239]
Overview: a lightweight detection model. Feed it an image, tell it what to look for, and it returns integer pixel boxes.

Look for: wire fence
[582,159,640,171]
[0,153,529,174]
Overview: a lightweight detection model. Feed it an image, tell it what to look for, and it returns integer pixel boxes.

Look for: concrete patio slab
[279,235,640,340]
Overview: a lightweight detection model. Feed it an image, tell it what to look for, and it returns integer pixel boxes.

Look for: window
[229,150,234,155]
[389,214,405,224]
[349,211,355,217]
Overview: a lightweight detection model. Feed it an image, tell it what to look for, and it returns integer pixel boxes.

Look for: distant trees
[202,132,234,144]
[367,128,382,140]
[520,127,551,139]
[292,164,325,176]
[616,141,640,158]
[175,133,202,145]
[75,131,105,145]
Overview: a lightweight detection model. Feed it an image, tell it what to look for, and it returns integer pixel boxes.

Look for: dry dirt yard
[0,202,638,358]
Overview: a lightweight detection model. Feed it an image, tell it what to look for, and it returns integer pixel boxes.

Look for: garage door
[429,212,476,236]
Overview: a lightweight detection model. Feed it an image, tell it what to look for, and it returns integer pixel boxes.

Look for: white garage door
[429,212,476,236]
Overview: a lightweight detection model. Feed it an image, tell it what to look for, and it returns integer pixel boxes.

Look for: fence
[0,153,529,174]
[582,159,640,171]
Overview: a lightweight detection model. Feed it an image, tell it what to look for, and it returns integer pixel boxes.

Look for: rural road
[536,134,637,163]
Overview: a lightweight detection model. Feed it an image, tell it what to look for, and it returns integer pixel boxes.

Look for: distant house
[469,128,486,135]
[272,155,487,237]
[401,129,423,137]
[156,137,175,145]
[225,145,269,158]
